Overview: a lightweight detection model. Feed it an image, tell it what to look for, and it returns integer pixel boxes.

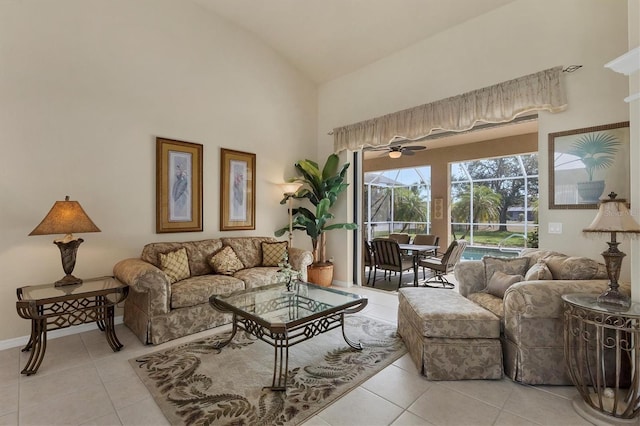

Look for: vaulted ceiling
[193,0,517,84]
[192,0,533,152]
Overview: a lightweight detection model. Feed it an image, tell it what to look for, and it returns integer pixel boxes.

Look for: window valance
[333,66,567,152]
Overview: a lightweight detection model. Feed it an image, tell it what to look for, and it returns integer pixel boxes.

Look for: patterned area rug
[130,315,406,425]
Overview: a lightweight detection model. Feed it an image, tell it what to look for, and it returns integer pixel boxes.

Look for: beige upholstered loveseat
[114,237,313,344]
[454,248,627,385]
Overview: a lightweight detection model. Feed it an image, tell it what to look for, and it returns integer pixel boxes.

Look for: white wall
[318,0,631,285]
[628,0,640,300]
[0,0,317,341]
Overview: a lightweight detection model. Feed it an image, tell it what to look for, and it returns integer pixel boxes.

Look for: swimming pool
[461,246,521,261]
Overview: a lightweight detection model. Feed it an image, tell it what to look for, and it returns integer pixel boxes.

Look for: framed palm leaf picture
[549,122,629,209]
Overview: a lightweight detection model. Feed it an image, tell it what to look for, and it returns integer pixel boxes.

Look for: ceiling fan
[370,144,427,158]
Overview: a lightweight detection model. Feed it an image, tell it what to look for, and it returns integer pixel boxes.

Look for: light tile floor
[0,282,613,425]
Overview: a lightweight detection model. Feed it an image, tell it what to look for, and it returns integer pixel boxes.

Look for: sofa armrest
[288,247,314,281]
[503,279,615,320]
[113,258,171,316]
[501,279,618,351]
[455,260,485,297]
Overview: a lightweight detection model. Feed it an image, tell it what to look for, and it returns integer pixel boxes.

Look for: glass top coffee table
[209,281,368,391]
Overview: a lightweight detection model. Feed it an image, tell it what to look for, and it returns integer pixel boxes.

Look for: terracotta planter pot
[307,263,334,287]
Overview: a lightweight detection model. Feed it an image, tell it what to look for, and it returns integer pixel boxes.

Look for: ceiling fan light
[388,150,402,159]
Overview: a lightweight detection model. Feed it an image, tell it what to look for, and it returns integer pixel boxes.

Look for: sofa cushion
[544,255,607,280]
[262,241,288,266]
[141,239,223,276]
[486,270,523,298]
[171,275,245,309]
[221,237,277,268]
[524,259,553,281]
[209,246,244,275]
[159,248,191,284]
[467,292,504,318]
[233,267,283,289]
[483,256,529,283]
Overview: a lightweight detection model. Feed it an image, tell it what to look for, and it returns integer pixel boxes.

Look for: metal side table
[16,276,128,375]
[562,293,640,424]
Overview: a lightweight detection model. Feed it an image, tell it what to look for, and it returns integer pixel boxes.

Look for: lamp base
[596,241,630,310]
[597,288,631,310]
[55,274,83,287]
[54,238,84,287]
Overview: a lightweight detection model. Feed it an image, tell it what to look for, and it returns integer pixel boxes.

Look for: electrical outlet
[548,222,563,234]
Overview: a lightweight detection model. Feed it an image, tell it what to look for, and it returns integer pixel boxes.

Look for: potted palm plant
[276,153,357,286]
[568,131,620,203]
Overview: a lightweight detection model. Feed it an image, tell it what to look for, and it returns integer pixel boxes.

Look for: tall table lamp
[29,196,101,286]
[280,182,303,248]
[583,192,640,309]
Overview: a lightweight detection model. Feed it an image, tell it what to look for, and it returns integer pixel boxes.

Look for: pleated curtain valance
[333,66,567,152]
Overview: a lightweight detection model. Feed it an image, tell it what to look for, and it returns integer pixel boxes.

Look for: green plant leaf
[567,132,620,181]
[274,154,357,264]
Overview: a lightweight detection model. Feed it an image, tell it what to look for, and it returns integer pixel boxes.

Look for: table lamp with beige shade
[29,196,101,286]
[583,192,640,309]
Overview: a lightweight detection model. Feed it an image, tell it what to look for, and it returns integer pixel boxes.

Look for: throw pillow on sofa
[482,256,529,283]
[159,247,191,283]
[262,241,288,266]
[524,259,553,281]
[544,255,606,280]
[486,270,523,298]
[209,246,244,275]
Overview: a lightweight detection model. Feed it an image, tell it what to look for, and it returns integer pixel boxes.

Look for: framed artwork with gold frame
[220,148,256,231]
[156,137,203,233]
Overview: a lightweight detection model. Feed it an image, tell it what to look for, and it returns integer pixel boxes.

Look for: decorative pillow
[209,246,244,276]
[544,255,606,280]
[159,247,191,284]
[262,241,288,266]
[486,270,523,298]
[482,256,529,283]
[519,248,564,265]
[524,259,553,281]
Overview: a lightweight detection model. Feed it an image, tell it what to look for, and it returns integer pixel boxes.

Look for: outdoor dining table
[397,243,439,286]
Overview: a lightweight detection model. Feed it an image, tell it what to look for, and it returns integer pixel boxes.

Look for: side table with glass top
[16,276,129,375]
[561,293,640,423]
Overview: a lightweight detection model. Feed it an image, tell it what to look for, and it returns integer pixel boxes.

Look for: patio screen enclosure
[363,153,539,250]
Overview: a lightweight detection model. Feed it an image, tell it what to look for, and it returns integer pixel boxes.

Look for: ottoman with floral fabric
[397,287,503,380]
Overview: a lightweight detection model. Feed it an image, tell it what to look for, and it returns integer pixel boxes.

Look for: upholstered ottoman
[397,288,503,380]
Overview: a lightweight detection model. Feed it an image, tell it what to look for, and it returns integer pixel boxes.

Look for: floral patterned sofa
[113,237,313,344]
[454,248,628,385]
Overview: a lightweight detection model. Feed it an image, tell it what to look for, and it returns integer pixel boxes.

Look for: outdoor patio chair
[412,234,440,278]
[371,238,415,290]
[418,239,468,289]
[388,233,411,244]
[364,240,375,285]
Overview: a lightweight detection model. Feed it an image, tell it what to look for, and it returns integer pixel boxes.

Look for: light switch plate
[548,222,563,234]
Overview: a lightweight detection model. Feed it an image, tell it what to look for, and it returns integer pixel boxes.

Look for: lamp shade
[388,150,402,159]
[29,196,101,237]
[280,182,303,195]
[583,193,640,235]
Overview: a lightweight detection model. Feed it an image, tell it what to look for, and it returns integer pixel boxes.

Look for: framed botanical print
[548,122,630,209]
[156,137,203,233]
[220,148,256,231]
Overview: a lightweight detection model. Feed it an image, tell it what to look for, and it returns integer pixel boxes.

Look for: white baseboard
[0,315,124,352]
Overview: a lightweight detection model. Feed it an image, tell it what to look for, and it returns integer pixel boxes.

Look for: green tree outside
[451,185,502,238]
